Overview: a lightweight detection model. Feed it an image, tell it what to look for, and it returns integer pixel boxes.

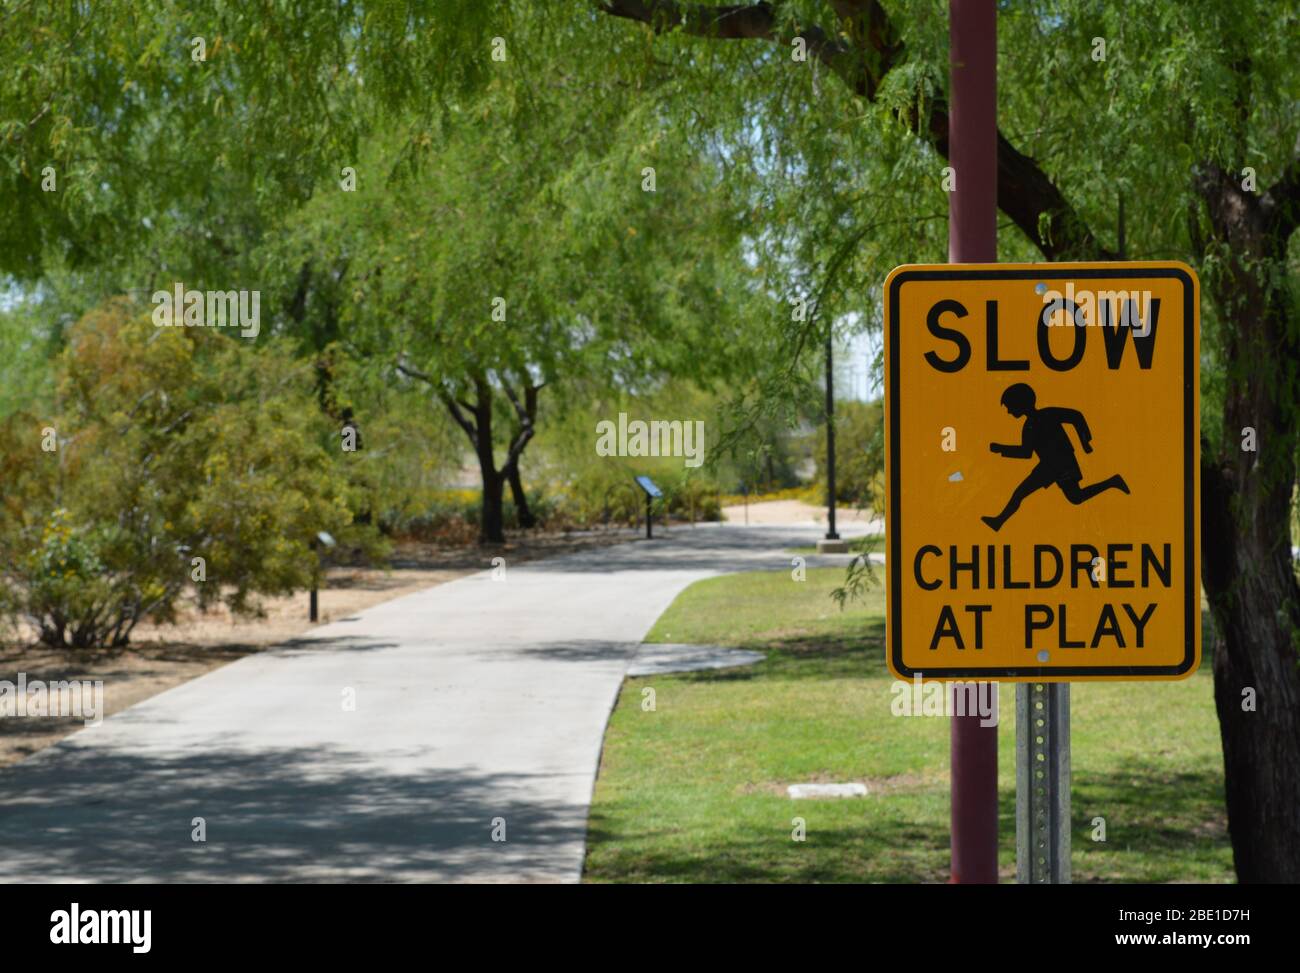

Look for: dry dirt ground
[0,529,637,768]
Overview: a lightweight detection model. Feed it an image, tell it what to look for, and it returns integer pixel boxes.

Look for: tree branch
[1193,162,1268,256]
[601,0,782,40]
[598,0,1110,260]
[395,357,436,386]
[431,384,477,441]
[501,380,540,425]
[397,358,481,439]
[601,0,899,98]
[500,381,541,471]
[503,427,534,472]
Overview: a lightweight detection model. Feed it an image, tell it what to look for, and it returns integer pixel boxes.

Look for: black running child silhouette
[981,383,1129,532]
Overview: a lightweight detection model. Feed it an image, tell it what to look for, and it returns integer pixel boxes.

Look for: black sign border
[887,265,1198,679]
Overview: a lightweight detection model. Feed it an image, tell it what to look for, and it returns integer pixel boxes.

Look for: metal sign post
[1017,683,1071,883]
[634,476,662,540]
[946,0,999,886]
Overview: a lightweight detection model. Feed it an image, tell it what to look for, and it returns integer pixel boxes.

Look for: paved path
[0,522,867,883]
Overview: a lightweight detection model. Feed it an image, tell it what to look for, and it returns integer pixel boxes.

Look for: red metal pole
[948,0,999,885]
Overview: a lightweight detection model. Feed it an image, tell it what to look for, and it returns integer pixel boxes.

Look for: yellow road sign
[884,263,1200,681]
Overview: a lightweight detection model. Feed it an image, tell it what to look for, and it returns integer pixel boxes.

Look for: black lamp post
[309,530,337,622]
[818,327,848,553]
[825,327,839,541]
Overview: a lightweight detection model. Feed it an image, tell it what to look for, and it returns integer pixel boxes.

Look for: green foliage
[275,87,759,384]
[813,398,884,510]
[0,300,363,647]
[256,73,772,544]
[20,509,119,647]
[0,293,56,418]
[0,0,373,278]
[4,0,1295,603]
[385,488,612,542]
[318,346,463,531]
[522,381,761,525]
[9,1,1298,435]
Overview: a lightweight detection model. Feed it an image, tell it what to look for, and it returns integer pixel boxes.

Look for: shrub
[0,300,363,647]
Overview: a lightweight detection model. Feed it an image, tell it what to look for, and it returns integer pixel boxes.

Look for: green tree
[815,398,883,509]
[268,95,761,542]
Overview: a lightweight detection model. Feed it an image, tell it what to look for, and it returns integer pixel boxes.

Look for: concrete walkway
[0,521,867,883]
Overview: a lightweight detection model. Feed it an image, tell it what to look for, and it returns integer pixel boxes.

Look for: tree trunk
[1201,322,1300,880]
[423,369,541,545]
[506,463,537,529]
[1203,465,1300,881]
[471,384,507,545]
[1196,164,1300,880]
[480,469,507,544]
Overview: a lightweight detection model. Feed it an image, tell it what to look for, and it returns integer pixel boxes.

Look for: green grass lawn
[584,566,1231,883]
